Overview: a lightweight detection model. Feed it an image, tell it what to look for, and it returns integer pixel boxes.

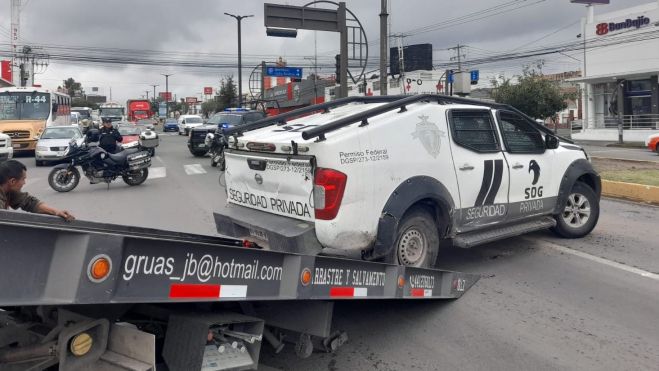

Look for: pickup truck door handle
[512,163,524,169]
[459,164,475,171]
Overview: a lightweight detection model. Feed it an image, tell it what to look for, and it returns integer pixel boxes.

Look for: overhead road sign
[265,66,303,78]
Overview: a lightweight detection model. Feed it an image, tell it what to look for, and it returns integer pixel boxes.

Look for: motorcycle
[47,137,152,192]
[205,131,226,171]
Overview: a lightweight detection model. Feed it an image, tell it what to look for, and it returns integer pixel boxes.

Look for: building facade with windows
[572,0,659,141]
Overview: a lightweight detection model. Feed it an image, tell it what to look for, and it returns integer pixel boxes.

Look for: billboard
[159,92,172,101]
[1,60,12,82]
[390,43,433,76]
[204,86,213,95]
[185,97,198,104]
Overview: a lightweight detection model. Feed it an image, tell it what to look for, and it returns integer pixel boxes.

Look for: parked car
[645,132,659,153]
[177,115,204,136]
[35,126,84,166]
[163,118,179,132]
[0,132,13,163]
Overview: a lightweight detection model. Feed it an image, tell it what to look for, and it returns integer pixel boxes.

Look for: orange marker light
[398,276,405,288]
[89,256,112,282]
[300,268,312,286]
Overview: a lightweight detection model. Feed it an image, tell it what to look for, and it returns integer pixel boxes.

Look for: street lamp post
[225,12,253,107]
[160,74,173,118]
[151,84,158,102]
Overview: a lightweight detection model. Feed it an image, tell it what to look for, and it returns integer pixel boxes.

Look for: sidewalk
[573,140,645,149]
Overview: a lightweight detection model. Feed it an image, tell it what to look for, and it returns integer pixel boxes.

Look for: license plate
[197,143,206,148]
[12,144,21,149]
[249,227,268,241]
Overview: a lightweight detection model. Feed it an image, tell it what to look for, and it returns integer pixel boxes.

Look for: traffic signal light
[335,54,340,84]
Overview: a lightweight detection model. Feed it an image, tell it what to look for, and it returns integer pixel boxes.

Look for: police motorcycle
[47,129,152,192]
[205,130,227,170]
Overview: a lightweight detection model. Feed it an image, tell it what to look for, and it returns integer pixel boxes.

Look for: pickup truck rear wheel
[394,207,439,268]
[552,182,599,238]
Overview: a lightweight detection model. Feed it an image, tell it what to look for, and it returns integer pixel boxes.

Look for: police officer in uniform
[94,118,123,153]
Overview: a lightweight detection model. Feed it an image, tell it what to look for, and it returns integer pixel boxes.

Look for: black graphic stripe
[474,160,493,206]
[484,159,504,205]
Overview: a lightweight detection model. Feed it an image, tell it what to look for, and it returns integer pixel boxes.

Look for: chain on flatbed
[0,210,478,306]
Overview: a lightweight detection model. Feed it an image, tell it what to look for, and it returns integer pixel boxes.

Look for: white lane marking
[153,155,167,167]
[184,164,206,175]
[526,238,659,282]
[148,167,167,179]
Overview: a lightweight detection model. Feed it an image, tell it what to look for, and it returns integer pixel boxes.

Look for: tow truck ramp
[0,211,478,370]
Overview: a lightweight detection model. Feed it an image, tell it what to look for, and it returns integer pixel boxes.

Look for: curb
[601,180,659,205]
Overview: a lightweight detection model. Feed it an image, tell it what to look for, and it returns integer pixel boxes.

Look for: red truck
[126,99,153,122]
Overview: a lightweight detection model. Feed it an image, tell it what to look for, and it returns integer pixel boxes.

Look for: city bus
[0,87,71,153]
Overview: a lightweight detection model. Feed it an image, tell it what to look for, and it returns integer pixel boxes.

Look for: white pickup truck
[215,95,601,267]
[0,132,13,162]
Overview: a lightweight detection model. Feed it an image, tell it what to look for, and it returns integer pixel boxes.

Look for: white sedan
[35,126,84,166]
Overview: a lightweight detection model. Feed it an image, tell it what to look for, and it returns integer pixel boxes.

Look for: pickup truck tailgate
[225,150,315,222]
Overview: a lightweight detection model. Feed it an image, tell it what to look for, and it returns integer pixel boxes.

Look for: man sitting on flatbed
[0,160,75,221]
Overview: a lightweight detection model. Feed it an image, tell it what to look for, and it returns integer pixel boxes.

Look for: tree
[490,65,574,123]
[71,100,99,110]
[218,75,238,110]
[201,100,221,117]
[62,78,83,98]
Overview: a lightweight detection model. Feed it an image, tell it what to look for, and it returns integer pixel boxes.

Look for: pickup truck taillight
[313,168,347,220]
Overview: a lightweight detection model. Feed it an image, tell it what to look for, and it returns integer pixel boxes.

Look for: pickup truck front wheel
[553,182,599,238]
[394,207,439,268]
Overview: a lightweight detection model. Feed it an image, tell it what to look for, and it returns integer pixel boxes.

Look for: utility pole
[225,13,253,107]
[304,56,319,102]
[161,74,173,118]
[338,2,348,98]
[10,0,21,84]
[145,90,150,100]
[379,0,388,96]
[448,44,466,72]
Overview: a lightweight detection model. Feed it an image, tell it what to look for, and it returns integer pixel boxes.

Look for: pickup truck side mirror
[545,134,559,149]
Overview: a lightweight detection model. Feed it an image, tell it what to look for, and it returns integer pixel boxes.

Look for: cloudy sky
[0,0,652,103]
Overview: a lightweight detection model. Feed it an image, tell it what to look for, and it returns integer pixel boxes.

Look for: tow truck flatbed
[0,210,478,370]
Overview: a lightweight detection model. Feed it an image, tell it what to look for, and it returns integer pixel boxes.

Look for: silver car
[35,126,84,166]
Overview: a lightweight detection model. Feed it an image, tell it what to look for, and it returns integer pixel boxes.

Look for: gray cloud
[0,0,652,102]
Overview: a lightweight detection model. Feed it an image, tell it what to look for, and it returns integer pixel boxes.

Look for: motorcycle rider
[92,117,123,153]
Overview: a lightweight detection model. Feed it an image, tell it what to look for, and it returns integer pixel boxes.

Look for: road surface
[16,134,659,371]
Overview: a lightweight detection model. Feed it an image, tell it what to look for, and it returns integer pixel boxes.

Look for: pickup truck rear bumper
[214,203,323,255]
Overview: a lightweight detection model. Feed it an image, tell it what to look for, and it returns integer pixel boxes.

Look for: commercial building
[572,0,659,141]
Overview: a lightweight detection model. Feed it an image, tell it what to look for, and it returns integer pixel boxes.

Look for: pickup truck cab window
[448,109,500,153]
